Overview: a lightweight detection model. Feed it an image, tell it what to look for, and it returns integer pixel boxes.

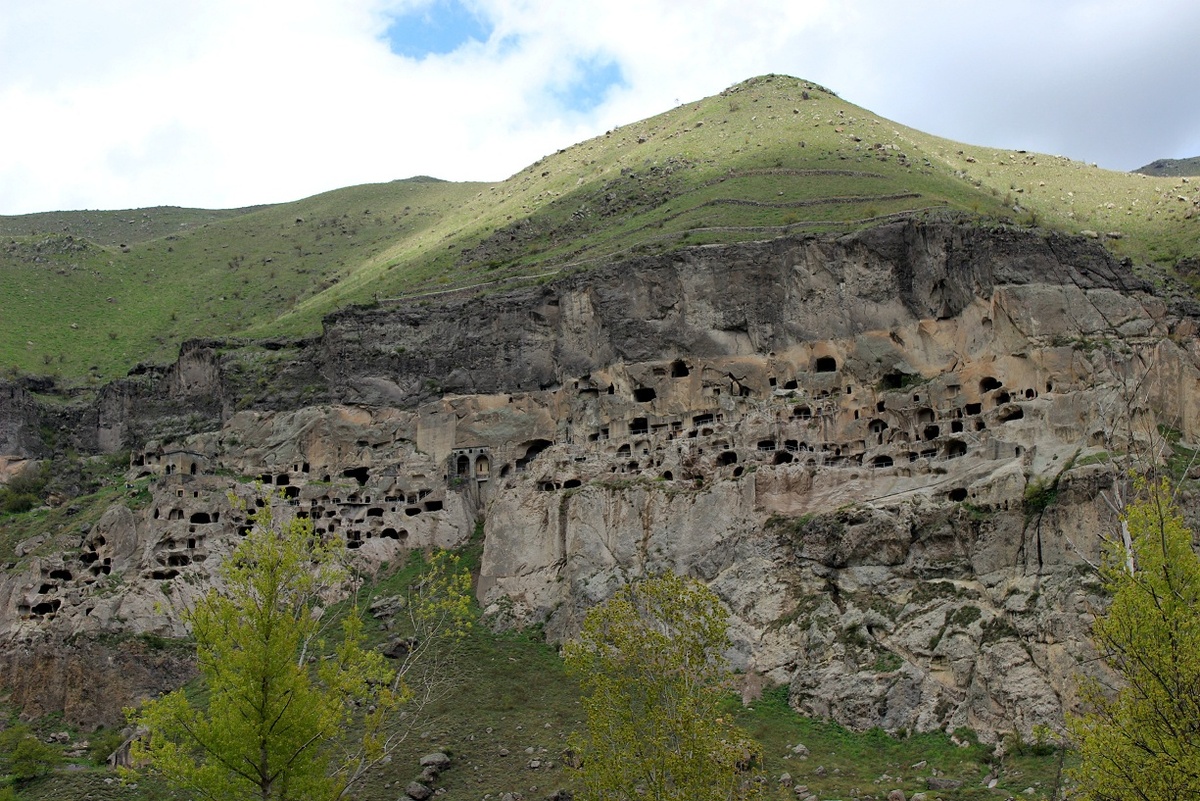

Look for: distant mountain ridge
[1134,156,1200,177]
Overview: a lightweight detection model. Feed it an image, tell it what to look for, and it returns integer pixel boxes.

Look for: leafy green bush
[0,463,48,515]
[0,491,37,514]
[9,735,61,784]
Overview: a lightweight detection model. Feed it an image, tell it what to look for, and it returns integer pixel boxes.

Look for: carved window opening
[998,406,1024,422]
[343,466,370,485]
[634,387,657,403]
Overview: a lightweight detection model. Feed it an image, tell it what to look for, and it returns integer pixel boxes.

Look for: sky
[1,0,1197,215]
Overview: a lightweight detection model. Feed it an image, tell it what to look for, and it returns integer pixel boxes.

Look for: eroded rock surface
[2,220,1198,740]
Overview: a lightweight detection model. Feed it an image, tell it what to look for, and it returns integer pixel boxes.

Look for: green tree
[563,572,761,801]
[133,499,471,801]
[1068,478,1200,800]
[0,723,61,789]
[9,736,60,785]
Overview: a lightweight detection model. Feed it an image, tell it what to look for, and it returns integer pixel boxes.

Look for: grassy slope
[2,74,1198,381]
[0,205,265,246]
[0,180,484,379]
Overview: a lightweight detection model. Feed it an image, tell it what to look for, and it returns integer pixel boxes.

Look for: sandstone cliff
[3,219,1198,740]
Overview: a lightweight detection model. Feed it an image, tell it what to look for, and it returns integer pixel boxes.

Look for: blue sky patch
[553,58,626,114]
[385,1,494,59]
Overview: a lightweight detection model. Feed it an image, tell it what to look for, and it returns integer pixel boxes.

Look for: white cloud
[0,0,1196,214]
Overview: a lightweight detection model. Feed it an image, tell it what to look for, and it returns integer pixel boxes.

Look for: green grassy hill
[0,179,487,380]
[1134,156,1200,177]
[4,74,1198,381]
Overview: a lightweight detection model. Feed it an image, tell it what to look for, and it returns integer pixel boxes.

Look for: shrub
[10,735,61,783]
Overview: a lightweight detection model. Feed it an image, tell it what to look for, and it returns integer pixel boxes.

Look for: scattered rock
[405,781,433,800]
[369,595,406,618]
[383,636,419,659]
[926,777,963,790]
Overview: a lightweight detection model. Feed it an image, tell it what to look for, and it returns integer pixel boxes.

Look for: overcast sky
[1,0,1197,215]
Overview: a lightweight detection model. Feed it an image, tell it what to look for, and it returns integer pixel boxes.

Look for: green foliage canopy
[1069,479,1200,800]
[133,499,470,801]
[0,724,61,786]
[564,572,761,801]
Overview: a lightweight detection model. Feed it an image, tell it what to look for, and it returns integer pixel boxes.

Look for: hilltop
[3,74,1198,382]
[1134,156,1200,177]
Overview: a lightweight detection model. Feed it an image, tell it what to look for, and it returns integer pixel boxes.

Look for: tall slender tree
[133,499,470,801]
[1069,478,1200,801]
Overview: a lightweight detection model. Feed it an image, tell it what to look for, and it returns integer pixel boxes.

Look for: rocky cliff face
[3,219,1198,741]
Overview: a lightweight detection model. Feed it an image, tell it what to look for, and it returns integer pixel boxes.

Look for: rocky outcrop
[0,381,45,462]
[0,636,195,731]
[2,219,1199,740]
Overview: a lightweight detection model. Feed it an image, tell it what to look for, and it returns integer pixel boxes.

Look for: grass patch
[960,501,993,522]
[734,685,1065,800]
[1023,476,1059,519]
[0,452,148,563]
